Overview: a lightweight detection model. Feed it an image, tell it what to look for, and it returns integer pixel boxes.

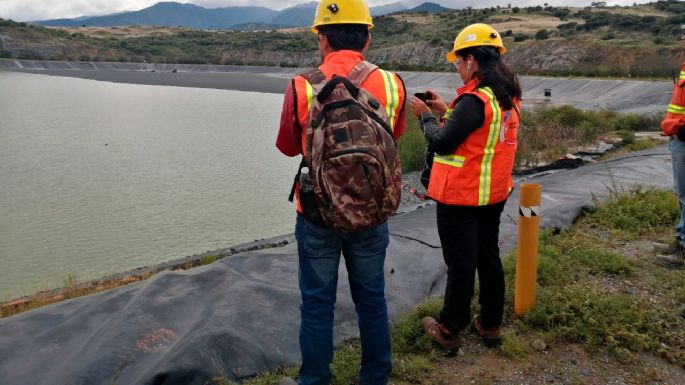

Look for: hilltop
[1,1,683,77]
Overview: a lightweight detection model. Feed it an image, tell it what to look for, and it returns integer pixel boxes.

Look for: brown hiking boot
[652,240,684,255]
[471,315,502,348]
[654,240,685,269]
[655,253,685,269]
[421,316,461,350]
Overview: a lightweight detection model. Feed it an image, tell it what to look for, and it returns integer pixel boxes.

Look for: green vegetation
[397,117,425,173]
[534,29,550,40]
[217,187,685,384]
[515,105,662,169]
[587,185,678,238]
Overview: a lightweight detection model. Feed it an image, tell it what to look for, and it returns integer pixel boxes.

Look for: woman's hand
[409,96,431,118]
[425,90,447,117]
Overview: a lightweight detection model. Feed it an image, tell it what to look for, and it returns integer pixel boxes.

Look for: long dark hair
[458,46,521,110]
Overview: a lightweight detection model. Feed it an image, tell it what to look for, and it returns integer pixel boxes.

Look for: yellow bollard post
[514,183,542,317]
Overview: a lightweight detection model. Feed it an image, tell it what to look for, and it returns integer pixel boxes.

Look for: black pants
[436,200,506,333]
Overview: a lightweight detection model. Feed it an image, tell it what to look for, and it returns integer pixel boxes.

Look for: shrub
[535,29,550,40]
[613,113,661,131]
[557,22,578,30]
[514,34,530,42]
[617,130,635,144]
[589,187,679,236]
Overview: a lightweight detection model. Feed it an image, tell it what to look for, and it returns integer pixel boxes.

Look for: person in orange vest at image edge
[654,25,685,278]
[275,0,406,384]
[409,23,521,350]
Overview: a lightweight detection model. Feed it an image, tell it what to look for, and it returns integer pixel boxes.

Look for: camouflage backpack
[292,61,402,232]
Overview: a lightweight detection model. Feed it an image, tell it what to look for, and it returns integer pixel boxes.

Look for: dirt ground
[390,337,684,385]
[489,15,581,34]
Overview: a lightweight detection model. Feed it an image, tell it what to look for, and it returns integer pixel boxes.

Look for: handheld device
[414,92,431,102]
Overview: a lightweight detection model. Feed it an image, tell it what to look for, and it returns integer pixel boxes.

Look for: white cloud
[0,0,159,21]
[0,0,647,22]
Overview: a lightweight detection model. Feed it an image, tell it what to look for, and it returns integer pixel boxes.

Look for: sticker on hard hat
[465,34,477,42]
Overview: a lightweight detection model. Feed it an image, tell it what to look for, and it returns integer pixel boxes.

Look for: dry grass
[0,272,156,318]
[52,25,189,39]
[489,15,584,34]
[0,258,201,318]
[388,13,438,25]
[603,5,670,17]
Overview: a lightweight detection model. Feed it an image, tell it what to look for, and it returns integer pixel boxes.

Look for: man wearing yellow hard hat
[276,1,406,384]
[409,23,521,350]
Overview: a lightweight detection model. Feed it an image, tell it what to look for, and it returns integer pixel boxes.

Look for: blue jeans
[670,139,685,247]
[295,214,391,385]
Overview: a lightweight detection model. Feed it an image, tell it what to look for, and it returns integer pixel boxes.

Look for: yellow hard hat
[446,23,506,62]
[311,0,374,34]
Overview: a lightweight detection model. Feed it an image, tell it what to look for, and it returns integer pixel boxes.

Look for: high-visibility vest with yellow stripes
[662,61,685,136]
[291,56,404,211]
[428,85,519,206]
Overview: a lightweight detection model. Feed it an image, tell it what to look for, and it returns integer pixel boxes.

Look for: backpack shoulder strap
[347,60,378,87]
[301,69,327,93]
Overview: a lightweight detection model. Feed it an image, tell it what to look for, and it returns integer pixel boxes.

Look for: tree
[512,7,520,13]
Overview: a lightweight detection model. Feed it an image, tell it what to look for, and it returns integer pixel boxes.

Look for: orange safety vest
[427,80,519,206]
[292,50,404,211]
[661,61,685,136]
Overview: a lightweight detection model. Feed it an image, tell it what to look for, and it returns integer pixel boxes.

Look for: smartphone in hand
[414,92,431,102]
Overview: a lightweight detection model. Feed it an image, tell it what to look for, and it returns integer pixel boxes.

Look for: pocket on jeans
[300,218,336,257]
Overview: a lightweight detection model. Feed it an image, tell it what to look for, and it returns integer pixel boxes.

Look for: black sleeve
[419,95,485,155]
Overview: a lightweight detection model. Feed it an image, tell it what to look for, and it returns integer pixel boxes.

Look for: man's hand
[677,124,685,141]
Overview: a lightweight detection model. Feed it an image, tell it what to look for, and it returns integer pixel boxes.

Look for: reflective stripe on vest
[680,70,685,80]
[668,103,685,115]
[305,80,314,111]
[478,87,503,205]
[434,154,465,167]
[379,69,400,131]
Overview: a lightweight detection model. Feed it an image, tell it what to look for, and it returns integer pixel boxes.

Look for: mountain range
[32,1,450,30]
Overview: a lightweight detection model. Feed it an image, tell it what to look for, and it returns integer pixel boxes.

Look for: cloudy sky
[0,0,644,22]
